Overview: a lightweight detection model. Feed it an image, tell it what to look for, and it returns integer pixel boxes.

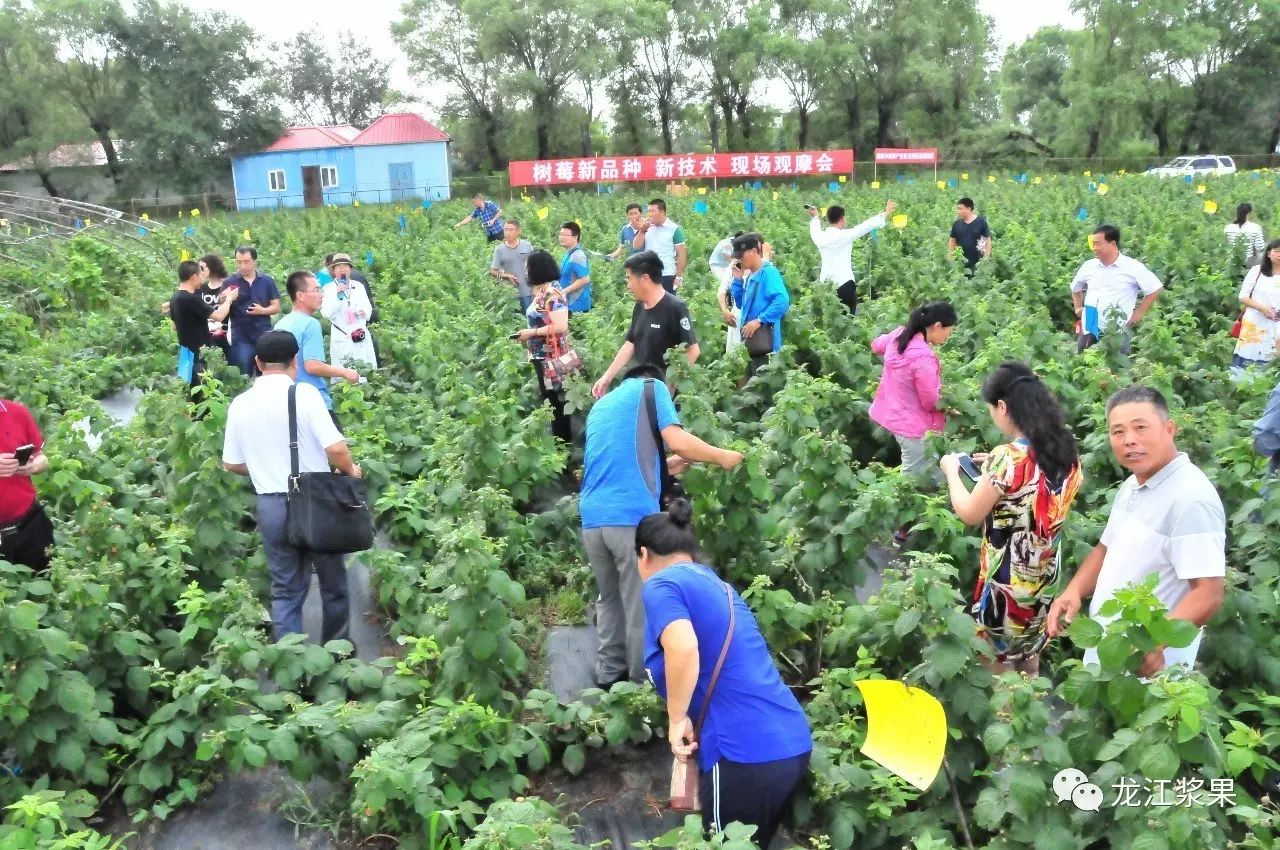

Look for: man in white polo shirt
[1071,224,1163,353]
[1046,385,1225,677]
[633,198,687,293]
[807,199,895,314]
[222,331,362,644]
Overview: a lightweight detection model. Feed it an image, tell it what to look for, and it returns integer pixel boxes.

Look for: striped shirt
[1225,221,1266,259]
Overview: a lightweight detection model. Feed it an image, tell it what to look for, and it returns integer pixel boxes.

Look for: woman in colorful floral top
[939,362,1083,674]
[514,249,573,442]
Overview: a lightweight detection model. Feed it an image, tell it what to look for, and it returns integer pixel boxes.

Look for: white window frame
[320,165,339,189]
[268,169,286,192]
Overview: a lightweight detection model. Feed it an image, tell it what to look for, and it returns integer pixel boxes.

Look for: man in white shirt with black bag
[808,199,895,314]
[1071,224,1163,354]
[222,330,362,645]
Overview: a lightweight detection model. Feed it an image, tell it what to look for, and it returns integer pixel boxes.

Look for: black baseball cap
[255,330,299,366]
[731,233,764,259]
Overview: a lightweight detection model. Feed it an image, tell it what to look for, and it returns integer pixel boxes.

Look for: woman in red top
[0,398,53,571]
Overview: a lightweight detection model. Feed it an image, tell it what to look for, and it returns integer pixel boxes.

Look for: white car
[1146,155,1237,177]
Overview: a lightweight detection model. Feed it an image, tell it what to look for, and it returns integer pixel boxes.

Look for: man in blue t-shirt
[275,271,361,428]
[225,245,281,376]
[559,221,593,312]
[454,194,505,242]
[606,203,644,262]
[580,364,743,686]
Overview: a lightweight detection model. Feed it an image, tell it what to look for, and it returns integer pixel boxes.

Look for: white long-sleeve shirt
[809,214,886,284]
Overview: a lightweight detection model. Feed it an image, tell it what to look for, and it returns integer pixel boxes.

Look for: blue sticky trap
[137,225,148,236]
[1088,182,1097,192]
[790,182,798,191]
[828,181,840,193]
[906,178,915,185]
[948,178,958,188]
[1077,207,1089,221]
[422,198,432,208]
[895,174,905,182]
[365,250,374,268]
[693,200,708,214]
[1248,171,1259,179]
[1184,175,1193,184]
[743,199,755,215]
[184,225,195,237]
[399,214,408,234]
[74,218,84,230]
[1016,173,1028,184]
[752,180,763,190]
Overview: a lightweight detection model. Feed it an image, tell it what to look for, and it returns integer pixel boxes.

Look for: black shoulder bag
[643,378,685,509]
[286,384,374,554]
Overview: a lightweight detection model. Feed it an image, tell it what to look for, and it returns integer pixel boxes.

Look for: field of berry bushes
[1,169,1278,849]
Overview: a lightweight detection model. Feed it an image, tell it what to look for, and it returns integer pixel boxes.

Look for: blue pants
[700,751,810,847]
[518,294,533,313]
[255,494,349,643]
[230,336,260,376]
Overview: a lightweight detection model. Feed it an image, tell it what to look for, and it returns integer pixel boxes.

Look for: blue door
[389,162,415,201]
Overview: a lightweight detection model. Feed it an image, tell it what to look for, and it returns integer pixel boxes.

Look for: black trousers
[699,751,811,848]
[661,275,677,294]
[0,502,55,571]
[533,363,572,443]
[835,279,858,314]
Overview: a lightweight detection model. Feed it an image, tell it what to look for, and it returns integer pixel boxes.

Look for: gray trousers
[583,526,645,683]
[256,494,350,644]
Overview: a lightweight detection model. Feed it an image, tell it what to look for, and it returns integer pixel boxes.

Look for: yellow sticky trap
[1118,169,1127,176]
[177,210,184,218]
[819,207,827,216]
[936,180,946,190]
[521,194,532,202]
[536,207,549,220]
[891,214,908,229]
[574,218,582,226]
[838,175,847,183]
[1033,176,1042,185]
[1196,185,1206,195]
[84,218,92,227]
[242,229,251,240]
[1096,184,1109,196]
[855,680,947,792]
[1083,170,1091,177]
[1204,200,1218,214]
[140,212,150,221]
[190,209,200,217]
[179,249,190,261]
[697,187,707,195]
[353,200,361,207]
[772,191,779,200]
[960,173,969,181]
[1087,232,1095,249]
[986,175,995,183]
[870,181,880,189]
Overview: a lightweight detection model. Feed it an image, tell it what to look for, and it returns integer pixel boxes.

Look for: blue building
[230,113,452,210]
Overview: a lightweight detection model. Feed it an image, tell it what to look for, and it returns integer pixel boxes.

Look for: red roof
[353,113,451,146]
[257,113,449,154]
[264,125,360,152]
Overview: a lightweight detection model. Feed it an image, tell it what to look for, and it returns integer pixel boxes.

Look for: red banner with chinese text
[508,150,855,187]
[873,148,939,165]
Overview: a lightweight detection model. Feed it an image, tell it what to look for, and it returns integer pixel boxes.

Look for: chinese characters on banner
[508,150,855,187]
[873,148,939,164]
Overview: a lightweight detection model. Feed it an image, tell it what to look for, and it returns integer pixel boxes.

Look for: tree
[680,0,761,150]
[764,0,826,148]
[606,1,691,154]
[394,0,506,171]
[279,30,398,127]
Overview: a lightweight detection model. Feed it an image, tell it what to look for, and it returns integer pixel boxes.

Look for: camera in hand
[350,328,367,343]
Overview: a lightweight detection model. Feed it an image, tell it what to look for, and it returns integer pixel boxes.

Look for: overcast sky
[181,0,1082,119]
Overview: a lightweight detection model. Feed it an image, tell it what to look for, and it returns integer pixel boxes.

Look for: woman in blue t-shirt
[636,499,812,846]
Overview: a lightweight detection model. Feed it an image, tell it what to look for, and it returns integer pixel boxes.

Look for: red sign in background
[509,149,855,187]
[873,147,939,165]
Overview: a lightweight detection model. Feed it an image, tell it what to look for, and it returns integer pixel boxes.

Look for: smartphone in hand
[957,454,981,481]
[14,444,35,466]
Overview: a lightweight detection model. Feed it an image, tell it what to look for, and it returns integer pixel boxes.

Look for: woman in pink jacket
[870,301,958,542]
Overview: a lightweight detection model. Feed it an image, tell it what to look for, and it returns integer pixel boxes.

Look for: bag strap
[1248,266,1264,299]
[694,580,736,736]
[287,383,300,492]
[542,291,565,359]
[643,379,675,505]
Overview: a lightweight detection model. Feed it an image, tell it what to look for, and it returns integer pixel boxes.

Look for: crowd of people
[2,186,1257,842]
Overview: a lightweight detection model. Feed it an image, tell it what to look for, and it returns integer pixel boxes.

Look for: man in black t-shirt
[948,197,992,271]
[591,250,700,398]
[170,260,235,386]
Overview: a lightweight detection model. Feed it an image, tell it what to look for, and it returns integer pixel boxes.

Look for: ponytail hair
[897,300,959,353]
[1234,202,1252,227]
[635,498,700,558]
[981,362,1079,488]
